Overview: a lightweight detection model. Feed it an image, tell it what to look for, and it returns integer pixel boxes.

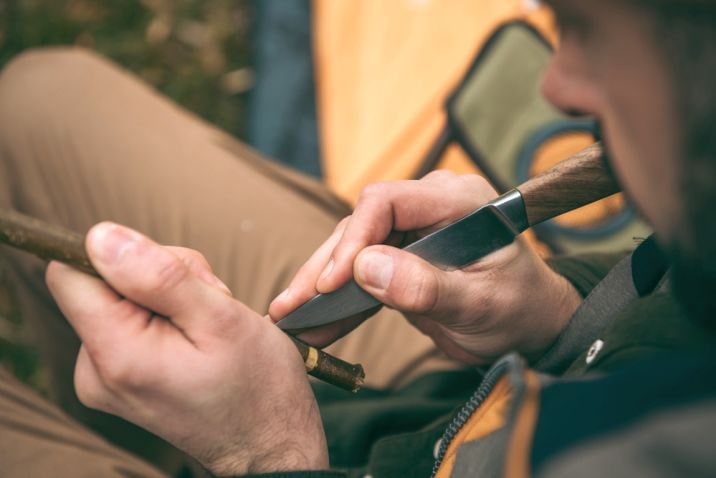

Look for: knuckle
[292,261,318,288]
[462,174,497,196]
[393,263,440,313]
[181,247,210,267]
[191,251,211,270]
[411,271,441,314]
[358,181,391,203]
[146,252,190,296]
[110,299,149,323]
[168,246,213,276]
[206,300,243,333]
[423,169,456,182]
[464,173,490,186]
[202,299,262,344]
[330,216,352,239]
[75,383,104,410]
[336,216,351,230]
[98,356,144,392]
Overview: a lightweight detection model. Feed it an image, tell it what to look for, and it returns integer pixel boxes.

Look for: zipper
[430,358,512,477]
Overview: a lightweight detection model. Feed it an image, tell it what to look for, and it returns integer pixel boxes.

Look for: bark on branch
[0,208,365,392]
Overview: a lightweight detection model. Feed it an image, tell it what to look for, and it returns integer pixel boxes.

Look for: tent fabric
[445,22,572,191]
[439,22,650,254]
[248,1,649,253]
[312,0,557,204]
[311,0,651,253]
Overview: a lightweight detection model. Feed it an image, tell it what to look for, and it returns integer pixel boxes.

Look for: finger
[85,222,228,329]
[420,172,500,232]
[46,261,151,356]
[267,310,376,349]
[166,246,232,296]
[316,175,498,291]
[268,217,349,320]
[353,245,470,318]
[314,182,407,293]
[74,344,114,412]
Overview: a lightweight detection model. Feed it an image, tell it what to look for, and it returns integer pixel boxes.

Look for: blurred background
[0,0,258,389]
[0,0,256,137]
[0,0,645,391]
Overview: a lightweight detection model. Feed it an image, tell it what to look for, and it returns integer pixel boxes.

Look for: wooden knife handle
[516,143,621,226]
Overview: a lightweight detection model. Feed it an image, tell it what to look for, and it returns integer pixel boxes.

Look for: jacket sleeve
[236,253,629,478]
[534,251,629,374]
[546,252,627,298]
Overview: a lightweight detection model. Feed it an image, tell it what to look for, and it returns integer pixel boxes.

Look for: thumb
[354,245,449,315]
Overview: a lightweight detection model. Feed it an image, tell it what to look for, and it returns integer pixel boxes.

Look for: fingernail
[318,259,334,283]
[89,223,141,265]
[357,252,393,290]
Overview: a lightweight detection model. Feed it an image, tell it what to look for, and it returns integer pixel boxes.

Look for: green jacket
[244,237,715,477]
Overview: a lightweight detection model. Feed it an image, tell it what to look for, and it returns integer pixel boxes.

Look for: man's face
[542,0,681,242]
[543,0,716,326]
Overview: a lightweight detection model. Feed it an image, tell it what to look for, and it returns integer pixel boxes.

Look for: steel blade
[277,191,527,331]
[275,280,380,330]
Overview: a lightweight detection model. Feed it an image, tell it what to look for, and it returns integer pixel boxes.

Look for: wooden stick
[0,209,365,392]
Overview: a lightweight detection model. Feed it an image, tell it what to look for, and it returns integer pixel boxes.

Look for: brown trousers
[0,48,456,476]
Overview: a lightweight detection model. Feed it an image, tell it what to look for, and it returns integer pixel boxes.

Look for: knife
[277,143,619,331]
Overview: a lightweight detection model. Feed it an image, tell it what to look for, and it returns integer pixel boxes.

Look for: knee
[0,46,107,93]
[0,47,110,130]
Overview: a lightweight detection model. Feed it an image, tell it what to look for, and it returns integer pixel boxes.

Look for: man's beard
[597,119,716,333]
[648,4,716,335]
[597,129,716,332]
[670,248,716,335]
[667,134,716,335]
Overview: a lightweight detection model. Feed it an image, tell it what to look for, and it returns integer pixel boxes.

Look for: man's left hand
[46,222,328,476]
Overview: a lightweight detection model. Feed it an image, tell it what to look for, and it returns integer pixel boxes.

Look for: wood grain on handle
[517,143,621,226]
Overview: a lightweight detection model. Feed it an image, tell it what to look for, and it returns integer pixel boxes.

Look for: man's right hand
[269,171,582,364]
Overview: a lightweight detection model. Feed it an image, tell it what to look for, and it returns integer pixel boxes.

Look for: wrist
[520,267,582,363]
[206,399,329,476]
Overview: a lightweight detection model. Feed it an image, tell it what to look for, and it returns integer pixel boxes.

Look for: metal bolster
[489,189,529,234]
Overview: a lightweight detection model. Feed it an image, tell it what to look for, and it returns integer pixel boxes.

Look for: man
[1,0,715,477]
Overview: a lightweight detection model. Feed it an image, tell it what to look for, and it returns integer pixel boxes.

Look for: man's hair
[644,3,716,329]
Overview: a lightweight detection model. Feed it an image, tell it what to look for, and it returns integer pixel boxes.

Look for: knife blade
[277,190,529,330]
[277,143,618,332]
